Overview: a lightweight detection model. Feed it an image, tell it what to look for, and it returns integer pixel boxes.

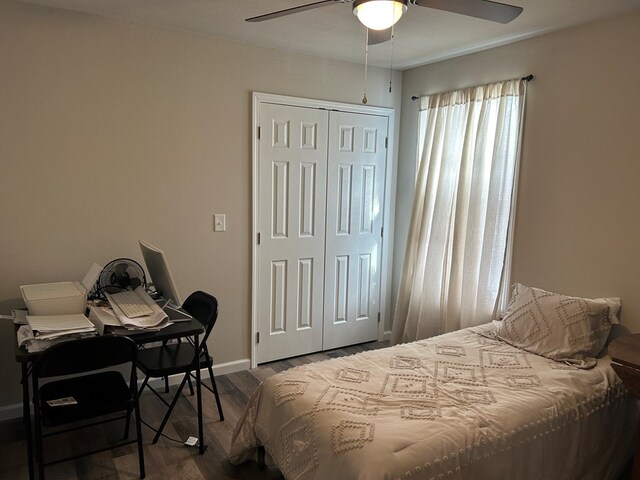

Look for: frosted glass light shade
[353,0,408,31]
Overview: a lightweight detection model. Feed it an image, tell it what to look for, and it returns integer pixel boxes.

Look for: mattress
[230,324,637,480]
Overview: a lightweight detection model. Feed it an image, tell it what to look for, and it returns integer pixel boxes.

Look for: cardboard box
[20,281,87,315]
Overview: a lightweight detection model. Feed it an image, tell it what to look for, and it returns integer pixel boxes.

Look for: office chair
[136,291,224,444]
[31,335,145,479]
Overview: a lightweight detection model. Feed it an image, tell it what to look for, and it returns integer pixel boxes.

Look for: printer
[20,281,87,315]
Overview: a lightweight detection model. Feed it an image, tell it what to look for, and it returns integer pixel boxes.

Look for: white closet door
[323,111,388,350]
[256,103,329,363]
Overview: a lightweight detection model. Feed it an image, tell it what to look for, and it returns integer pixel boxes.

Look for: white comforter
[230,325,637,480]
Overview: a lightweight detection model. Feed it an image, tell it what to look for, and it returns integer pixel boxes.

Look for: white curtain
[391,78,527,345]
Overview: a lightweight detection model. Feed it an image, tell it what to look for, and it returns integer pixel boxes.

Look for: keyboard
[107,290,154,318]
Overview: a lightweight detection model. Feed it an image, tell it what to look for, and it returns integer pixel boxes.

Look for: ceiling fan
[246,0,524,36]
[247,0,523,102]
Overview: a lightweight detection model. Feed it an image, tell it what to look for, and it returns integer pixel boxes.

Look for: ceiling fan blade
[246,0,342,22]
[368,27,393,46]
[413,0,523,24]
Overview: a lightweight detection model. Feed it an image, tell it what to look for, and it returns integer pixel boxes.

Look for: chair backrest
[33,335,138,379]
[181,291,219,346]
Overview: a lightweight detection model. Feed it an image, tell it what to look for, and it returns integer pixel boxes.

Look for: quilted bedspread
[230,325,637,480]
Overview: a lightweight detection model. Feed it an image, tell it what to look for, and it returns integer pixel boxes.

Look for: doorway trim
[251,92,396,368]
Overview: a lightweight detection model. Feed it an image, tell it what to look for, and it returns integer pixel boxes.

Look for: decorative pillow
[495,283,620,369]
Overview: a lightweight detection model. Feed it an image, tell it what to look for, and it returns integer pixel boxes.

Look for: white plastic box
[20,281,87,315]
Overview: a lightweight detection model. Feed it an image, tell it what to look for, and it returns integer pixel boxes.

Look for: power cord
[138,383,199,447]
[139,416,185,446]
[88,283,157,301]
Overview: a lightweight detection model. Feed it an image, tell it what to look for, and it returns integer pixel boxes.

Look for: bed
[230,286,638,480]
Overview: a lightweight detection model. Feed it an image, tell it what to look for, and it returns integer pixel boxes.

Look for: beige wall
[0,0,402,409]
[394,10,640,334]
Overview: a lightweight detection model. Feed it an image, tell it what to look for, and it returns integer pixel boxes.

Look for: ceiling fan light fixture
[353,0,408,31]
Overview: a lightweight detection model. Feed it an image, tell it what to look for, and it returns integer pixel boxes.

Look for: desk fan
[93,258,147,299]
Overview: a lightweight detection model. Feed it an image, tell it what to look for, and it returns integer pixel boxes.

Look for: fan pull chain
[362,28,368,104]
[389,24,395,93]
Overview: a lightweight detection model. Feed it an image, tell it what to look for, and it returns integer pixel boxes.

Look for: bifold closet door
[323,111,388,350]
[256,103,329,364]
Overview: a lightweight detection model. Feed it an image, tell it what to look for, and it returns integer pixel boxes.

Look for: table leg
[195,333,206,454]
[22,362,34,480]
[633,424,640,480]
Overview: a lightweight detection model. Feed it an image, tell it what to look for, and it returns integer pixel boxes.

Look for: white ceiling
[18,0,640,69]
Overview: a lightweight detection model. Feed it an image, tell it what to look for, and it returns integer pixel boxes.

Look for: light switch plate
[214,214,226,232]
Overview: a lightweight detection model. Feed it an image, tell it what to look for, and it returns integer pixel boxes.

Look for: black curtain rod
[411,74,534,101]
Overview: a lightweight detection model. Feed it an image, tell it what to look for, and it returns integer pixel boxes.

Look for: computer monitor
[139,239,183,307]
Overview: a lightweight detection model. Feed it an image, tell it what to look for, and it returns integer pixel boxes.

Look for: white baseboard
[0,358,252,422]
[211,358,251,376]
[0,403,23,423]
[382,330,392,341]
[146,357,251,388]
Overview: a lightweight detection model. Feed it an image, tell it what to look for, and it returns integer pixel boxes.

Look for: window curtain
[391,78,528,345]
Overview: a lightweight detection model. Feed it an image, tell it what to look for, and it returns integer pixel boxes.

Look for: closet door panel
[256,104,328,363]
[323,111,388,350]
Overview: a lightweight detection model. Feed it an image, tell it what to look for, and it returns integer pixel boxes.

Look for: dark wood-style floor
[0,341,388,480]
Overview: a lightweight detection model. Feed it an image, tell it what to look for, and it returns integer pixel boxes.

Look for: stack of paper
[87,305,132,335]
[19,314,97,352]
[27,314,96,338]
[104,288,169,331]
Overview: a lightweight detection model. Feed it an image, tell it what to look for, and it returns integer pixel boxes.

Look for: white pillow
[495,283,620,369]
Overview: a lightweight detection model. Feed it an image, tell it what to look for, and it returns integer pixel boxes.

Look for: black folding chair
[136,291,224,445]
[31,335,145,479]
